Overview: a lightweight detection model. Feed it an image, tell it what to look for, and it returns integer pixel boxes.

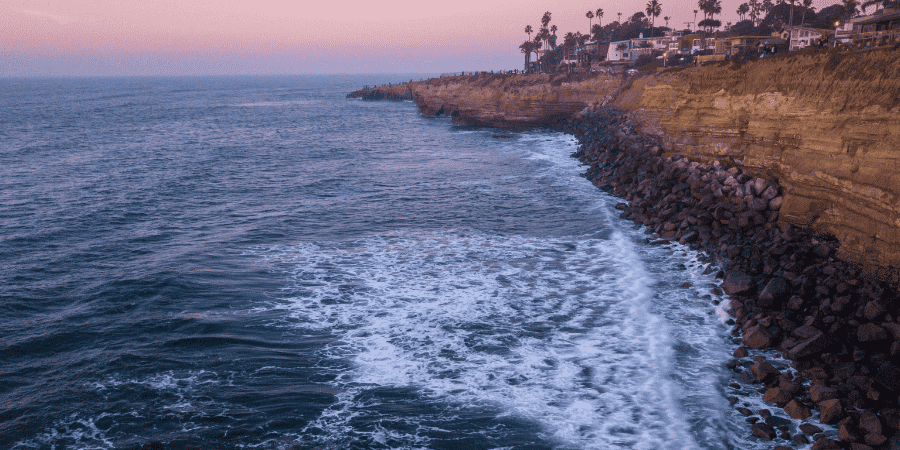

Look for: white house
[783,26,824,50]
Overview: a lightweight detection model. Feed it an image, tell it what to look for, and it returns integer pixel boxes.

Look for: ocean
[2,74,771,449]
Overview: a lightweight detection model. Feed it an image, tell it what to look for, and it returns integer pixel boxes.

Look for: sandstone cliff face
[404,73,624,128]
[622,49,900,271]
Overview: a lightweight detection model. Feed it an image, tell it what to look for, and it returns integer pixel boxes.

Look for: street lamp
[834,20,841,47]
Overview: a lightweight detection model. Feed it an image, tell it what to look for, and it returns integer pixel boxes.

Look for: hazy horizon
[2,0,846,77]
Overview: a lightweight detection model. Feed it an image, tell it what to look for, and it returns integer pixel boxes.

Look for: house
[782,26,824,50]
[606,40,631,61]
[758,37,789,56]
[848,8,900,46]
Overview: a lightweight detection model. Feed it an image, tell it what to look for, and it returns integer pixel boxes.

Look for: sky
[0,0,843,76]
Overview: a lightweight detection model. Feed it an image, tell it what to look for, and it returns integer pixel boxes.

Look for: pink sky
[1,0,838,76]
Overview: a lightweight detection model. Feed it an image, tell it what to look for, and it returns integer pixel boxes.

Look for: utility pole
[685,22,693,32]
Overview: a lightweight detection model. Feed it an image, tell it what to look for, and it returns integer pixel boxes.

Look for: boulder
[863,301,886,321]
[743,325,775,349]
[800,423,824,435]
[763,386,792,405]
[812,437,842,449]
[864,434,887,446]
[809,385,838,403]
[819,399,843,424]
[750,360,780,382]
[857,323,889,342]
[787,332,831,360]
[751,422,776,440]
[859,412,882,436]
[784,399,812,420]
[758,277,789,308]
[722,270,753,295]
[838,417,858,442]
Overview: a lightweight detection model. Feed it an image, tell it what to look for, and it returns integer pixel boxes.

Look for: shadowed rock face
[349,50,900,273]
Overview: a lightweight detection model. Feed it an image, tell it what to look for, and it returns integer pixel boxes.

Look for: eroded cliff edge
[351,49,900,274]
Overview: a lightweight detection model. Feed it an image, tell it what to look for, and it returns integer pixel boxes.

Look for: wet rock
[733,346,749,358]
[763,386,792,405]
[743,325,775,349]
[722,270,753,295]
[819,399,844,424]
[850,443,874,450]
[838,417,858,442]
[750,360,780,382]
[784,399,812,420]
[751,422,777,440]
[800,423,824,435]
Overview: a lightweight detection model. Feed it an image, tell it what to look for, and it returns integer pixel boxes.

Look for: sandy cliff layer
[350,49,900,273]
[620,49,900,274]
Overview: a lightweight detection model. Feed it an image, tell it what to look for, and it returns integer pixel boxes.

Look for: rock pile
[559,106,900,450]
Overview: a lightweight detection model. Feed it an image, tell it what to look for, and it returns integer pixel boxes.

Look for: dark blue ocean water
[2,75,778,449]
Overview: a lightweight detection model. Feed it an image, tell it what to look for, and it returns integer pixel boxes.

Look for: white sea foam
[250,131,779,449]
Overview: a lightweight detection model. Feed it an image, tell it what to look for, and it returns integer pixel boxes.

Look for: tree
[730,18,757,34]
[519,40,534,70]
[749,0,761,25]
[788,0,796,26]
[698,18,722,30]
[842,0,859,18]
[646,0,662,36]
[596,8,604,28]
[664,15,670,28]
[563,32,577,59]
[698,0,723,31]
[738,3,750,21]
[800,0,813,24]
[525,25,533,41]
[592,23,603,41]
[693,9,699,30]
[541,11,552,28]
[586,10,594,33]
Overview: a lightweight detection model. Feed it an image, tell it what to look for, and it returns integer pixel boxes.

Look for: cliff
[621,48,900,275]
[350,49,900,274]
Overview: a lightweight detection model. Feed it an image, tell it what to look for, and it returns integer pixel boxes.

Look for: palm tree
[664,15,670,28]
[519,40,534,70]
[541,11,552,28]
[800,0,812,24]
[693,9,699,30]
[586,10,594,32]
[525,25,533,41]
[788,0,796,26]
[646,0,662,36]
[596,8,604,28]
[738,3,750,21]
[749,0,760,25]
[618,12,623,24]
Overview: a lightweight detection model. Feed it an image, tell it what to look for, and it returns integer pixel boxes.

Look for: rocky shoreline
[557,105,900,450]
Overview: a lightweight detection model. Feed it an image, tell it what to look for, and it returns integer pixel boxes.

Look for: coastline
[560,105,900,450]
[349,52,900,449]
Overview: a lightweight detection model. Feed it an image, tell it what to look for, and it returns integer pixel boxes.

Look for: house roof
[850,8,900,25]
[760,38,787,45]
